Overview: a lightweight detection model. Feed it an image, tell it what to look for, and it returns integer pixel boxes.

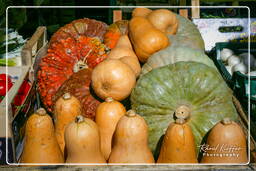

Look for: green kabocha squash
[131,61,238,156]
[141,46,216,75]
[170,14,205,51]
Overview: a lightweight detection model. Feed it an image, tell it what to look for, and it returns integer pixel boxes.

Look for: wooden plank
[21,26,46,66]
[113,10,122,23]
[179,9,188,18]
[191,0,200,19]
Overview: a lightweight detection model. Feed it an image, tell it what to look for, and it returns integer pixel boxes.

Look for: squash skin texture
[20,109,64,163]
[54,93,82,155]
[95,97,126,160]
[147,9,178,35]
[129,16,169,63]
[157,120,198,163]
[141,46,216,75]
[107,35,141,77]
[65,116,106,163]
[108,110,155,163]
[170,14,205,51]
[200,119,247,163]
[131,62,239,155]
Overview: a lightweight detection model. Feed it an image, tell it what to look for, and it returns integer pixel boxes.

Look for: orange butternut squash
[157,105,197,163]
[20,108,64,164]
[91,59,136,101]
[128,16,169,63]
[95,97,126,160]
[147,9,178,35]
[65,115,106,163]
[200,118,248,163]
[108,110,154,163]
[107,35,141,77]
[132,7,152,17]
[54,93,82,154]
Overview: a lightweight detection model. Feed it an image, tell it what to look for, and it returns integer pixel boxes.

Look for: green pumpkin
[131,61,238,156]
[171,14,205,51]
[141,46,216,75]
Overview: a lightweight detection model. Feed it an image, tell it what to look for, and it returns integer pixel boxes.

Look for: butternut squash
[200,118,248,163]
[91,59,136,101]
[20,108,64,164]
[147,9,178,35]
[95,97,126,160]
[65,115,106,163]
[54,93,82,154]
[107,35,141,77]
[129,16,169,63]
[157,105,197,163]
[108,110,154,163]
[132,7,152,17]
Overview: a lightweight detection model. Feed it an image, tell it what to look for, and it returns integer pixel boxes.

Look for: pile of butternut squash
[20,100,247,164]
[22,7,248,165]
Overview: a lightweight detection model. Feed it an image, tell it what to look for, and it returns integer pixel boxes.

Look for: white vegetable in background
[232,63,247,74]
[225,65,232,75]
[238,53,256,70]
[227,55,240,67]
[220,48,233,62]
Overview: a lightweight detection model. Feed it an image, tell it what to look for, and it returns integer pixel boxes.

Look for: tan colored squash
[107,35,141,77]
[147,9,178,35]
[128,16,169,63]
[91,59,136,101]
[132,7,152,17]
[54,93,82,154]
[157,106,198,163]
[65,115,106,163]
[95,97,126,160]
[20,108,64,163]
[108,110,154,163]
[200,118,248,163]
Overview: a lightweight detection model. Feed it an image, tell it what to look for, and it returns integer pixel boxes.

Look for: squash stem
[36,108,47,115]
[175,105,191,120]
[105,97,114,102]
[63,93,71,100]
[75,115,85,123]
[126,110,136,117]
[175,118,186,125]
[221,117,232,125]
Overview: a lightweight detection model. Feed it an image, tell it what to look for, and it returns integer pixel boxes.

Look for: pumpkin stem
[63,93,71,100]
[126,110,136,117]
[105,97,114,102]
[175,105,191,120]
[175,118,186,125]
[73,60,88,73]
[75,115,84,123]
[36,108,47,115]
[221,117,232,125]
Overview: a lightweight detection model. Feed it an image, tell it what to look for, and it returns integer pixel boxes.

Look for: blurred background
[0,0,255,38]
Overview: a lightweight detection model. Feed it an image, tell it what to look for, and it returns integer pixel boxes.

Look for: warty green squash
[131,61,239,156]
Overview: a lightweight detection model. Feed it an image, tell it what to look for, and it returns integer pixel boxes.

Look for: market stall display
[1,7,254,166]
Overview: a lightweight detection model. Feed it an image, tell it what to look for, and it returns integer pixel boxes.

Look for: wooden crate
[0,26,47,164]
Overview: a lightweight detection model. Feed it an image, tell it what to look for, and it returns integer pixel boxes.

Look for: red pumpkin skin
[37,18,108,113]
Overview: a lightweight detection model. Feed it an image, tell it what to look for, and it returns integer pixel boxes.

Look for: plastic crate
[213,42,256,116]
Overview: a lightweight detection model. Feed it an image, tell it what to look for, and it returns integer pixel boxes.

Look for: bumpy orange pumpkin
[37,18,108,113]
